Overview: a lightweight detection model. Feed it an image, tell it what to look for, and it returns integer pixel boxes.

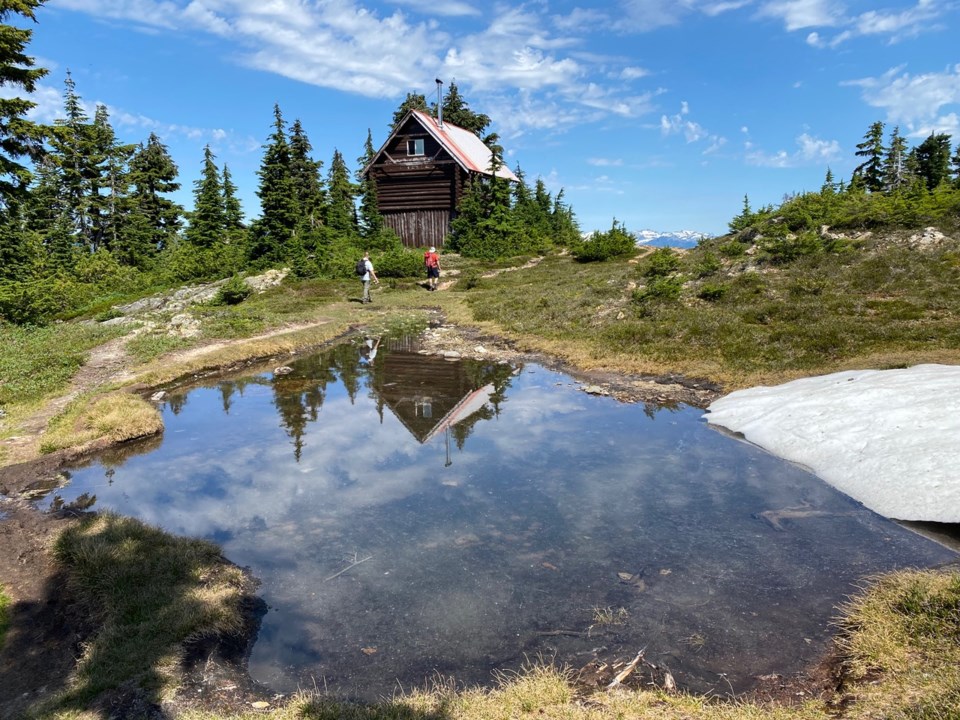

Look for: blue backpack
[356,259,367,276]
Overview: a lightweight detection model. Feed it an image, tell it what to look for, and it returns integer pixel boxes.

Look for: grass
[0,586,10,649]
[39,392,163,454]
[0,323,124,409]
[460,235,960,388]
[34,512,249,716]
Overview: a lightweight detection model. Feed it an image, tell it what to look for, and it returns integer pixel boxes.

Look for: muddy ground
[1,317,840,719]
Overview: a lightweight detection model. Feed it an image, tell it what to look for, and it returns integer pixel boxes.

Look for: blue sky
[15,0,960,236]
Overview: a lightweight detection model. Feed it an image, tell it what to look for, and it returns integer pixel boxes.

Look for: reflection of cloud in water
[44,349,956,700]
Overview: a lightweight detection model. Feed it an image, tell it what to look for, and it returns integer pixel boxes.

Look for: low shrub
[572,220,636,262]
[212,275,253,306]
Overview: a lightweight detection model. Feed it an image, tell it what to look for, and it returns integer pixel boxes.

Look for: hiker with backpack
[424,246,441,291]
[357,251,379,303]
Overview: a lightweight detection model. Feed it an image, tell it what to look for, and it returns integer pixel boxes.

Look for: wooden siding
[382,209,450,248]
[366,114,475,248]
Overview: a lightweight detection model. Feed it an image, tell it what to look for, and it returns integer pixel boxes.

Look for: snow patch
[704,364,960,523]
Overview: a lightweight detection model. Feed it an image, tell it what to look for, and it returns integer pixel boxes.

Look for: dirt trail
[1,320,336,468]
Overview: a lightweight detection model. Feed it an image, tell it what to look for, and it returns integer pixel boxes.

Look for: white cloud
[387,0,480,17]
[745,131,841,167]
[755,0,845,31]
[659,102,728,154]
[552,7,609,31]
[802,0,950,47]
[702,0,754,15]
[54,0,667,138]
[587,157,624,166]
[845,64,960,137]
[620,66,651,80]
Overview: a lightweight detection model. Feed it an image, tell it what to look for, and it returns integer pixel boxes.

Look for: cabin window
[407,138,425,156]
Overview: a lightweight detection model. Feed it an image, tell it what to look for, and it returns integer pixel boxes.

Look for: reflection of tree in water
[270,342,367,461]
[163,339,519,463]
[449,362,519,450]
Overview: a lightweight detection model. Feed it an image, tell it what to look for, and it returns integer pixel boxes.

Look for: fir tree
[221,164,244,230]
[250,104,297,263]
[952,144,960,189]
[391,92,427,130]
[853,121,885,192]
[48,71,93,246]
[882,126,909,193]
[88,104,134,253]
[436,80,491,137]
[186,145,224,248]
[325,148,357,237]
[728,194,754,232]
[0,0,47,207]
[288,119,324,232]
[355,128,382,238]
[551,188,581,246]
[125,132,182,266]
[914,132,952,190]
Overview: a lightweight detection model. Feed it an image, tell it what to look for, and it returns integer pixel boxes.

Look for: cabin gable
[363,110,515,249]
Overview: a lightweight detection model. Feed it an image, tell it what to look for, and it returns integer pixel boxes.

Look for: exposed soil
[0,313,809,719]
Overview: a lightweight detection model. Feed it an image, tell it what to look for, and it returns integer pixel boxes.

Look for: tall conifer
[356,128,382,238]
[853,121,886,192]
[186,145,224,248]
[325,148,357,237]
[251,104,297,263]
[0,0,47,207]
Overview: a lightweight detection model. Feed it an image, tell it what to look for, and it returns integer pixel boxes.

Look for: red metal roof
[364,109,518,182]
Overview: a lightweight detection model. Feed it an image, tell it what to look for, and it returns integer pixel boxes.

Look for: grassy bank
[31,517,960,719]
[28,513,250,718]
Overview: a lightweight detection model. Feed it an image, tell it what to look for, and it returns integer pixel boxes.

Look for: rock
[443,351,461,359]
[907,227,949,248]
[150,391,166,402]
[168,313,201,338]
[274,366,294,375]
[582,385,610,396]
[244,268,288,293]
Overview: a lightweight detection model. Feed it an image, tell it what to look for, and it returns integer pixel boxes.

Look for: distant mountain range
[633,229,712,248]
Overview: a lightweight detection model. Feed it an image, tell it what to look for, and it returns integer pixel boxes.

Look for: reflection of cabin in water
[373,337,494,444]
[362,109,518,249]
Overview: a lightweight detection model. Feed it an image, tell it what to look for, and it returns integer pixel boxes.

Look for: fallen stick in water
[606,650,644,689]
[325,555,373,582]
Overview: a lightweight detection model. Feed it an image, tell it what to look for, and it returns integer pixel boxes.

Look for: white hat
[429,246,436,252]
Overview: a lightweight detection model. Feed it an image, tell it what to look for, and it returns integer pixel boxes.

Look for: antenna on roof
[435,78,443,128]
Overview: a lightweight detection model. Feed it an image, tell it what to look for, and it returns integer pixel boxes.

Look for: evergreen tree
[26,154,73,268]
[88,104,134,253]
[952,144,960,189]
[48,71,94,247]
[250,104,297,263]
[436,80,491,137]
[288,119,324,232]
[728,194,754,232]
[125,132,182,266]
[391,92,427,130]
[914,132,952,190]
[221,164,244,230]
[325,148,357,237]
[853,121,885,192]
[882,126,909,193]
[355,128,383,238]
[0,0,47,207]
[550,188,581,246]
[186,145,224,248]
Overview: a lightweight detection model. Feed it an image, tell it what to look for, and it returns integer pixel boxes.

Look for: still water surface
[44,336,955,700]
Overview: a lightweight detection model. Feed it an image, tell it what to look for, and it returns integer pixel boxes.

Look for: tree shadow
[0,511,264,719]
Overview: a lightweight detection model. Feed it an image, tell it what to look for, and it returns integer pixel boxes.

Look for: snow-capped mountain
[633,229,711,248]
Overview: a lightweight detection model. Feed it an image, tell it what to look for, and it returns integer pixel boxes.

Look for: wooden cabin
[362,109,518,249]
